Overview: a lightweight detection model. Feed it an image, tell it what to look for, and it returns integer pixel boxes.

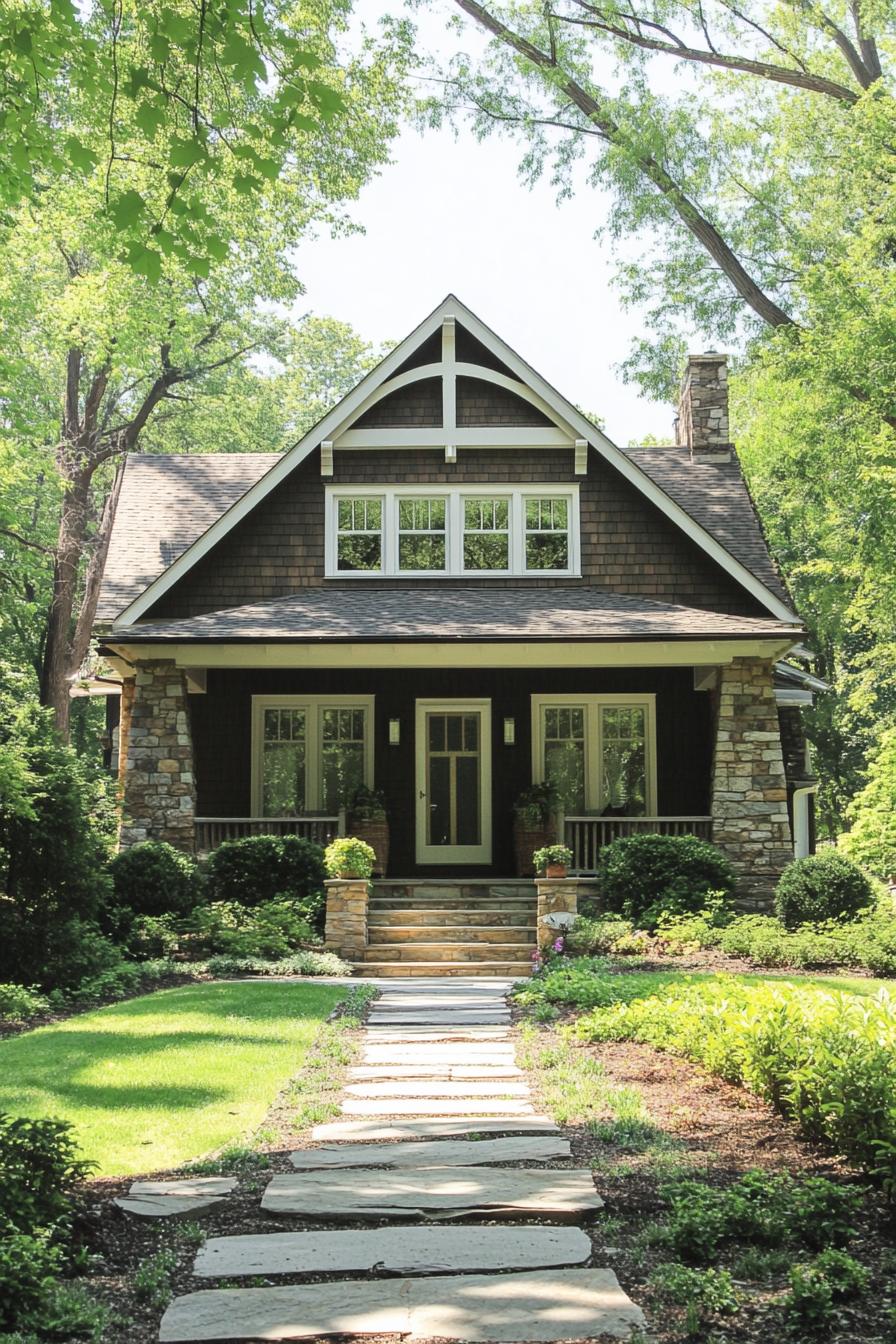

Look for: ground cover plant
[0,980,345,1176]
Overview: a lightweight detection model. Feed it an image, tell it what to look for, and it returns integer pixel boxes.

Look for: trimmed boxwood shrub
[775,850,875,928]
[109,841,200,918]
[598,833,736,928]
[204,835,327,929]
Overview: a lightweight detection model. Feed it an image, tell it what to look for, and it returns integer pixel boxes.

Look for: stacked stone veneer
[711,657,794,907]
[324,879,369,962]
[677,354,732,460]
[120,659,196,852]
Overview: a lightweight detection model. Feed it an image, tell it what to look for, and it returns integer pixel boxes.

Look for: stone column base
[535,878,581,950]
[324,879,369,962]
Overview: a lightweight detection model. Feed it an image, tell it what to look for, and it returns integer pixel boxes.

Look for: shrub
[0,1114,92,1238]
[188,899,317,960]
[648,1263,740,1315]
[0,675,115,988]
[206,949,350,977]
[0,984,50,1024]
[32,917,121,993]
[574,974,896,1189]
[775,850,875,928]
[204,835,326,919]
[0,1234,64,1330]
[565,916,635,956]
[842,727,896,882]
[324,836,375,880]
[50,958,197,1011]
[109,841,199,919]
[783,1250,869,1331]
[126,913,181,960]
[597,834,736,928]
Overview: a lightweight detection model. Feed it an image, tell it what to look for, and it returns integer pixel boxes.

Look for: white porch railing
[564,815,713,875]
[195,811,346,853]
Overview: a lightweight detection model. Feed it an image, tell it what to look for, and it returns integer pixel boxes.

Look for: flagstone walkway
[158,978,646,1343]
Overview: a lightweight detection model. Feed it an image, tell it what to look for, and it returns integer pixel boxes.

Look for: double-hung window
[531,694,656,816]
[252,696,374,816]
[325,485,579,577]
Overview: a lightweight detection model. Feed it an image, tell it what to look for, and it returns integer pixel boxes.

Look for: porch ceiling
[108,586,803,645]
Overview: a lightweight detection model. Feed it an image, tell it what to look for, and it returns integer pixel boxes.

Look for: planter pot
[545,863,568,879]
[513,822,555,877]
[352,819,389,878]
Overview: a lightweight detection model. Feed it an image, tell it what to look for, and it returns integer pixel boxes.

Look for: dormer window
[325,484,580,578]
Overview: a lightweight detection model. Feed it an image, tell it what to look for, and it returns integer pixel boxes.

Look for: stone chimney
[676,353,732,461]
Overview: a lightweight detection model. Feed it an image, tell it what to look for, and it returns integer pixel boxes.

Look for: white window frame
[251,695,375,816]
[324,483,580,578]
[530,693,657,815]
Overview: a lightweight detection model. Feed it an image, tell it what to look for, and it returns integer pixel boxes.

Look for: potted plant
[513,781,560,877]
[349,786,389,877]
[533,844,574,879]
[324,836,376,881]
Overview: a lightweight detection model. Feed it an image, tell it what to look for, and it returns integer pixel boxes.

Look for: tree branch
[0,527,54,556]
[455,0,796,330]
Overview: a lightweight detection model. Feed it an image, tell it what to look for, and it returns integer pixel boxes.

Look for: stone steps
[354,959,534,977]
[368,908,537,928]
[367,923,536,943]
[364,940,535,963]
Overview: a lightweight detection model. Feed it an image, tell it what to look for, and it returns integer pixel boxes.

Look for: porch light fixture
[503,717,516,746]
[388,718,401,746]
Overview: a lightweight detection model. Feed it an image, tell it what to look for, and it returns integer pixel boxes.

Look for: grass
[0,979,345,1176]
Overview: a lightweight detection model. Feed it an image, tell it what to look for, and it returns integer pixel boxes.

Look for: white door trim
[415,698,492,865]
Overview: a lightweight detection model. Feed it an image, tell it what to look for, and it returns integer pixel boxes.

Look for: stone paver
[194,1224,590,1277]
[116,1177,235,1219]
[344,1079,530,1098]
[159,1269,645,1342]
[261,1165,604,1218]
[311,1115,560,1141]
[288,1135,571,1169]
[341,1096,536,1115]
[350,1063,523,1079]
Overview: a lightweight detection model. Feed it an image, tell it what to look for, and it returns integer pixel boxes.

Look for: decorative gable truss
[113,294,799,627]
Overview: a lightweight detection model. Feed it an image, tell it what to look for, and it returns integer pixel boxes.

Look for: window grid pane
[398,495,447,572]
[601,705,647,816]
[463,496,510,571]
[543,705,585,813]
[525,496,570,571]
[337,496,383,572]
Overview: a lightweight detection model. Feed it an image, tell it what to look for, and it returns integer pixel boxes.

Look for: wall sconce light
[503,717,516,746]
[388,718,401,746]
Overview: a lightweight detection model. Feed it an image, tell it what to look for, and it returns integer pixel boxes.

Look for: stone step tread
[192,1224,590,1279]
[355,962,533,977]
[364,943,535,959]
[115,1194,227,1219]
[341,1099,534,1116]
[261,1166,603,1218]
[344,1080,530,1099]
[368,927,537,942]
[311,1116,560,1141]
[289,1135,570,1171]
[159,1268,644,1342]
[350,1065,523,1079]
[369,912,537,927]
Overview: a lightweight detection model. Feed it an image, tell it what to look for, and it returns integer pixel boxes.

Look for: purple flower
[553,937,565,953]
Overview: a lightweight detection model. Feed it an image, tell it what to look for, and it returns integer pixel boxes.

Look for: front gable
[109,295,797,628]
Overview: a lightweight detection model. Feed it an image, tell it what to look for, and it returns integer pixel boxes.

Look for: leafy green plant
[783,1250,869,1332]
[775,850,875,928]
[109,841,200,920]
[324,836,375,880]
[514,781,561,826]
[188,900,317,960]
[648,1263,740,1315]
[597,834,736,928]
[565,915,635,955]
[0,1234,63,1330]
[0,985,50,1024]
[842,728,896,882]
[533,843,573,873]
[133,1248,178,1309]
[204,835,326,913]
[205,949,350,977]
[0,1115,93,1236]
[349,786,387,821]
[574,974,896,1188]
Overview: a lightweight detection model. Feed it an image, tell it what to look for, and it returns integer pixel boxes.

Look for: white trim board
[110,294,798,627]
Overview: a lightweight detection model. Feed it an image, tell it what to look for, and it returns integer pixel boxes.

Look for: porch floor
[354,881,537,979]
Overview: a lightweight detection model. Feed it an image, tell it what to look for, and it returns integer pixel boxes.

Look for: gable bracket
[575,439,588,475]
[320,440,334,477]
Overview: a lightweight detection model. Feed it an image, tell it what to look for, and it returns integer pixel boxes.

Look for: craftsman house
[96,295,818,974]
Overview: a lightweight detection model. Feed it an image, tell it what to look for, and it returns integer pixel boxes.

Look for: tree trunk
[40,466,93,740]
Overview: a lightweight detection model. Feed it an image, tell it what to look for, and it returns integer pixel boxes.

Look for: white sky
[292,6,691,445]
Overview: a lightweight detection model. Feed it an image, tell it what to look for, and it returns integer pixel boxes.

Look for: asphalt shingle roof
[97,453,279,622]
[109,587,801,643]
[622,445,790,606]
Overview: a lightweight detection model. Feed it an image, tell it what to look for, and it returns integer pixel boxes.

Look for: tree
[434,0,896,830]
[841,727,896,881]
[0,4,408,738]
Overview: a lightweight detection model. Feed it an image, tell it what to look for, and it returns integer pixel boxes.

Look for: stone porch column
[711,656,793,908]
[120,658,196,853]
[534,878,580,951]
[324,879,369,962]
[117,677,136,791]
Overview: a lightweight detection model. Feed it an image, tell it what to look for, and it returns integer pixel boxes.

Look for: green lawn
[0,980,345,1176]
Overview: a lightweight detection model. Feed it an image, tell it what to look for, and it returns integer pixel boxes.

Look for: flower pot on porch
[514,824,554,877]
[545,863,568,879]
[352,819,389,877]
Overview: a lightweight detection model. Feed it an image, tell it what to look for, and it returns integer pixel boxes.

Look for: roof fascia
[113,292,798,628]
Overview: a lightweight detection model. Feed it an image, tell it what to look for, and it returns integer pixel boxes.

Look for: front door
[415,699,492,864]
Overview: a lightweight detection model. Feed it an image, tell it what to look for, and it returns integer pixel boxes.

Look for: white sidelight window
[325,484,580,577]
[531,694,656,816]
[251,696,374,816]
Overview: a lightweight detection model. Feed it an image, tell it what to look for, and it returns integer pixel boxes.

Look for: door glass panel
[426,710,482,849]
[543,706,585,813]
[601,706,647,815]
[262,708,306,815]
